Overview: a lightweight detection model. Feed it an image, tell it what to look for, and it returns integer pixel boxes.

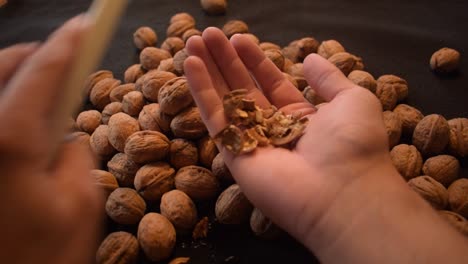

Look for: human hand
[184,27,399,247]
[0,16,101,264]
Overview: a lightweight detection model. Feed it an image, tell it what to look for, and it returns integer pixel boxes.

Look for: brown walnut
[390,144,423,180]
[157,58,176,74]
[412,114,450,156]
[259,42,281,51]
[201,0,227,15]
[348,70,377,93]
[124,64,145,83]
[422,155,460,187]
[448,178,468,218]
[107,153,140,188]
[122,91,145,117]
[182,28,202,43]
[377,75,408,102]
[76,110,102,134]
[101,102,123,125]
[264,49,285,70]
[105,188,146,225]
[408,176,448,209]
[158,77,194,115]
[84,70,113,99]
[175,165,220,200]
[134,162,175,202]
[138,213,176,262]
[447,118,468,157]
[139,47,172,71]
[169,138,199,169]
[430,47,461,73]
[317,40,345,59]
[160,190,198,233]
[138,103,163,132]
[170,13,195,24]
[222,20,249,38]
[108,113,140,152]
[211,153,234,183]
[90,125,117,159]
[141,70,177,103]
[96,231,139,264]
[167,19,196,38]
[383,111,403,149]
[171,107,208,139]
[198,136,219,168]
[124,131,170,164]
[91,170,119,198]
[133,26,157,50]
[90,78,121,110]
[376,85,398,111]
[328,52,363,76]
[110,83,136,102]
[173,48,189,75]
[215,184,253,224]
[250,207,282,239]
[161,37,185,56]
[393,104,424,136]
[438,210,468,236]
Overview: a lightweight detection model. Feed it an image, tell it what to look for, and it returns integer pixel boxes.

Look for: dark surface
[1,0,468,263]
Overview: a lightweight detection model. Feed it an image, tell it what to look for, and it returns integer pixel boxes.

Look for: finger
[185,36,230,97]
[303,53,353,102]
[184,56,228,136]
[0,15,89,121]
[0,42,40,89]
[230,34,306,108]
[202,27,271,108]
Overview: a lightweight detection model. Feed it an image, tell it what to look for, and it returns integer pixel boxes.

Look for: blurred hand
[0,16,101,264]
[184,27,395,247]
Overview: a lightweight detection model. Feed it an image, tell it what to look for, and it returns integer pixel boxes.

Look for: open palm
[184,27,392,245]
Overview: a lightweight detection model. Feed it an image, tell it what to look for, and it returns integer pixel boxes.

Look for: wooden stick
[53,0,128,146]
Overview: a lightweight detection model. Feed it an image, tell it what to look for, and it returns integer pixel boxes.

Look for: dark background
[1,0,467,263]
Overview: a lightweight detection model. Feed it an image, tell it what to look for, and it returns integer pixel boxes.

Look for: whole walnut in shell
[291,37,320,61]
[122,91,145,117]
[250,207,281,239]
[134,162,175,202]
[91,169,119,198]
[376,85,398,111]
[141,70,177,103]
[161,37,185,56]
[430,47,461,73]
[198,136,219,168]
[412,114,449,156]
[173,48,189,75]
[76,110,101,134]
[138,213,176,262]
[393,104,424,136]
[281,45,301,64]
[390,144,423,180]
[110,83,136,102]
[348,70,377,93]
[167,19,195,38]
[90,125,117,159]
[222,20,249,38]
[157,58,176,73]
[101,102,123,125]
[447,118,468,157]
[422,155,459,187]
[124,64,145,83]
[377,75,408,102]
[160,190,198,233]
[107,153,140,187]
[175,165,220,200]
[408,176,448,209]
[448,178,468,218]
[182,28,202,43]
[158,77,194,115]
[138,103,164,132]
[171,107,207,139]
[125,131,170,164]
[264,49,285,70]
[438,210,468,236]
[215,184,253,224]
[139,47,172,71]
[105,188,146,225]
[201,0,227,15]
[260,42,281,51]
[108,113,140,152]
[133,26,157,50]
[328,52,363,76]
[170,13,195,24]
[317,40,345,59]
[169,138,198,169]
[84,70,113,98]
[96,231,139,264]
[90,78,121,110]
[383,111,402,149]
[211,153,234,183]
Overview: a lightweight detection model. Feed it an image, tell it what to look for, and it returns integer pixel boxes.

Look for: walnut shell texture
[383,111,402,149]
[169,138,199,169]
[138,103,163,132]
[438,210,468,236]
[124,64,145,83]
[348,70,377,93]
[84,70,113,99]
[161,37,185,56]
[105,188,146,225]
[390,144,423,180]
[76,110,102,134]
[139,47,172,71]
[134,162,175,202]
[108,113,140,152]
[422,155,460,187]
[222,20,249,38]
[408,176,448,209]
[201,0,227,15]
[377,74,408,102]
[412,114,449,156]
[107,153,140,188]
[328,52,362,76]
[215,184,253,224]
[430,47,461,73]
[102,102,123,125]
[376,84,398,111]
[167,19,196,38]
[91,169,119,198]
[198,136,219,168]
[393,104,424,136]
[96,231,139,264]
[90,78,121,110]
[211,153,234,183]
[250,207,282,239]
[141,70,177,103]
[448,178,468,218]
[122,91,145,117]
[90,125,117,159]
[158,77,194,115]
[448,118,468,157]
[110,83,136,103]
[317,39,345,59]
[133,26,157,50]
[170,107,207,139]
[138,213,176,262]
[160,190,198,233]
[175,165,220,200]
[125,131,170,164]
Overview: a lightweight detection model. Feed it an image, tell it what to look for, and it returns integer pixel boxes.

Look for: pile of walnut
[70,12,467,264]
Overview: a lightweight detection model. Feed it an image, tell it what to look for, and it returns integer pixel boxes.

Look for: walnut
[101,102,123,125]
[169,138,198,169]
[161,37,185,56]
[109,83,136,102]
[124,64,145,83]
[303,86,326,105]
[167,19,196,38]
[105,188,146,225]
[158,77,194,115]
[393,104,424,136]
[122,91,145,117]
[412,114,450,156]
[390,144,423,180]
[134,162,175,202]
[91,170,119,198]
[133,26,157,50]
[264,49,285,70]
[198,136,219,168]
[90,78,121,110]
[141,70,177,103]
[430,47,461,73]
[139,47,172,71]
[422,155,460,187]
[408,176,448,209]
[169,257,191,264]
[157,58,177,74]
[438,210,468,236]
[289,37,320,61]
[192,217,209,240]
[328,52,363,76]
[448,118,468,157]
[348,70,377,93]
[281,45,301,64]
[84,70,113,99]
[448,178,468,218]
[215,184,253,224]
[211,153,234,183]
[96,231,139,264]
[138,213,176,262]
[171,107,208,139]
[382,111,402,149]
[259,42,281,51]
[70,131,91,149]
[317,40,345,59]
[250,207,281,239]
[175,165,220,200]
[138,103,163,132]
[376,84,398,111]
[107,153,141,187]
[242,33,260,45]
[90,125,117,159]
[283,72,299,89]
[108,113,140,152]
[170,13,195,24]
[222,20,249,38]
[182,28,202,43]
[160,190,198,233]
[201,0,227,15]
[76,110,102,134]
[125,131,170,164]
[173,48,189,75]
[376,75,408,102]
